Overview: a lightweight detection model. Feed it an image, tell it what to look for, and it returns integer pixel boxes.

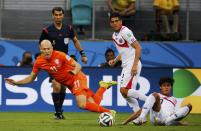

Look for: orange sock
[85,102,110,113]
[93,87,106,104]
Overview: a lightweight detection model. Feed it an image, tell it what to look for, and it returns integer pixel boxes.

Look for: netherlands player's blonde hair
[40,39,52,48]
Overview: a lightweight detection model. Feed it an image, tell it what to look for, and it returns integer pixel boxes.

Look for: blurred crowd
[0,0,183,67]
[107,0,181,41]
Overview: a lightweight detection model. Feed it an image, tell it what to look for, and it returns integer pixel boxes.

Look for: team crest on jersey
[119,38,123,43]
[64,38,69,45]
[54,59,61,67]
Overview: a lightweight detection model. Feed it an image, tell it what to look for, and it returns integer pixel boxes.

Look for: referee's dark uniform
[39,24,75,54]
[39,23,75,119]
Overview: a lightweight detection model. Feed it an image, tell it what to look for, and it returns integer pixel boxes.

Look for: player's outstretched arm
[69,61,82,75]
[5,72,37,86]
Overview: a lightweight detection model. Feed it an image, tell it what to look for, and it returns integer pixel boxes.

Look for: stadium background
[0,0,201,115]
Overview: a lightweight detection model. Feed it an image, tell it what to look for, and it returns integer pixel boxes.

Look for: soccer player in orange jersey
[5,40,117,116]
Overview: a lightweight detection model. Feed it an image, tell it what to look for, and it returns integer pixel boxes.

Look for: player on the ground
[109,13,147,120]
[39,7,88,119]
[5,40,116,117]
[122,77,192,125]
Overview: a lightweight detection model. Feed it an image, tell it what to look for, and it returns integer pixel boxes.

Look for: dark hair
[105,48,115,57]
[34,52,41,60]
[52,7,64,14]
[109,13,122,21]
[22,51,32,58]
[159,77,174,87]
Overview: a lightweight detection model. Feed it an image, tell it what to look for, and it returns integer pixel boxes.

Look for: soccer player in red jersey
[5,40,116,116]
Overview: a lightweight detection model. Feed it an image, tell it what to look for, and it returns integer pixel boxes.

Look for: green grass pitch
[0,112,201,131]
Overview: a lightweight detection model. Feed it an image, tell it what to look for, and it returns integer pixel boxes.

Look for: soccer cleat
[54,112,65,120]
[110,110,116,119]
[60,114,65,119]
[60,110,65,119]
[109,81,118,86]
[132,117,147,125]
[99,81,117,89]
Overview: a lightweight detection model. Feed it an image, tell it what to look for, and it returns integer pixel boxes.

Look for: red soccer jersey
[32,51,87,94]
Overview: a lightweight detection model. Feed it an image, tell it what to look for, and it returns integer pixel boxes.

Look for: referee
[39,7,88,119]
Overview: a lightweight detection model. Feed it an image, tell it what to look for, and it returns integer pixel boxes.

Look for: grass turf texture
[0,112,201,131]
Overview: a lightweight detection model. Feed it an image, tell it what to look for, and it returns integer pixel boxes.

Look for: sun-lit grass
[0,112,200,131]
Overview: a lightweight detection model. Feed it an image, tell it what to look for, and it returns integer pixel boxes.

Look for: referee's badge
[64,38,69,45]
[52,40,56,45]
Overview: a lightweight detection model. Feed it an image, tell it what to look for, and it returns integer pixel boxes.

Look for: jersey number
[74,80,80,88]
[160,99,163,104]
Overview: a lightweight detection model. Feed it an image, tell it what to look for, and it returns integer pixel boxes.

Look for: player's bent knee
[53,89,60,93]
[60,85,66,93]
[52,84,62,93]
[120,87,128,98]
[52,86,61,93]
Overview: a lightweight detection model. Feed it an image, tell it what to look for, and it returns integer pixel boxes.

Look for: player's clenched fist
[108,59,116,66]
[81,56,88,64]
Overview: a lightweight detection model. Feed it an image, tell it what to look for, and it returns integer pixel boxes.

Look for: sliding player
[5,40,117,117]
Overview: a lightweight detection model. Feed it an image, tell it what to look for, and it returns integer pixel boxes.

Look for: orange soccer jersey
[32,51,88,95]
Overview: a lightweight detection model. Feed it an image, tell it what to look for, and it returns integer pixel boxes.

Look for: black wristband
[79,50,86,56]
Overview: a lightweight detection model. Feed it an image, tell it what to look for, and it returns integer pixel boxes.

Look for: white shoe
[133,117,147,125]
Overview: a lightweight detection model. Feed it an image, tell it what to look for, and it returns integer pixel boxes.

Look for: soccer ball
[98,112,114,127]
